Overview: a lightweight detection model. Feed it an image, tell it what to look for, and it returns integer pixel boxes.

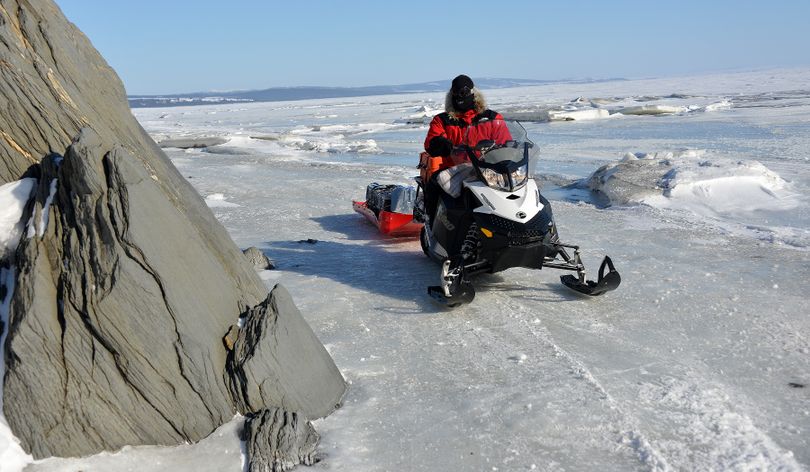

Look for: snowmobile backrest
[419,151,443,183]
[435,163,475,198]
[390,186,417,214]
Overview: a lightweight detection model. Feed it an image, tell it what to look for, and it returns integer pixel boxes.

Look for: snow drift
[587,150,800,217]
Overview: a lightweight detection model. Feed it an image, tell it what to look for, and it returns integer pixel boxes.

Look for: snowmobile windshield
[467,120,534,191]
[468,120,532,164]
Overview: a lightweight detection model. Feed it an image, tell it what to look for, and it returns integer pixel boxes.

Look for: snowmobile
[415,120,621,307]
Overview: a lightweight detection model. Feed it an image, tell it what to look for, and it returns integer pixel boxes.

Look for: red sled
[352,200,422,237]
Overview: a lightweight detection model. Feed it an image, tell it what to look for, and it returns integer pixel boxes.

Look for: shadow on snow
[262,213,581,311]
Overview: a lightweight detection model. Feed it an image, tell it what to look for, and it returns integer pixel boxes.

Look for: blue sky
[55,1,810,95]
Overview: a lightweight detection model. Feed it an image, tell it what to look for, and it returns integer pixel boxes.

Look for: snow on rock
[25,178,58,239]
[0,178,36,260]
[587,150,798,219]
[1,266,34,472]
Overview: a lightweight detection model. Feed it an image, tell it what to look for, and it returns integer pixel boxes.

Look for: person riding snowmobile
[420,75,511,245]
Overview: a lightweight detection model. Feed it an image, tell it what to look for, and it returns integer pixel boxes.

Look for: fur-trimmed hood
[445,87,488,118]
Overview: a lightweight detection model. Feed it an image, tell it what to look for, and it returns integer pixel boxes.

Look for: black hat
[451,74,474,92]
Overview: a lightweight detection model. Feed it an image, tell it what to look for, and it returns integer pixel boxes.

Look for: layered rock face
[227,285,346,419]
[0,0,345,461]
[242,408,321,472]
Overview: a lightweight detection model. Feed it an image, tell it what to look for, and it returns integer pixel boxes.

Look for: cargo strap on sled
[560,256,621,296]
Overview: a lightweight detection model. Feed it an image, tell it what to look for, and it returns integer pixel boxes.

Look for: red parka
[420,109,511,181]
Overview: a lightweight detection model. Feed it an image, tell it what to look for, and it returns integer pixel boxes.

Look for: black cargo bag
[366,183,416,216]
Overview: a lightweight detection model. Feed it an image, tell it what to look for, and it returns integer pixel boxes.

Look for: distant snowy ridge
[128,77,626,108]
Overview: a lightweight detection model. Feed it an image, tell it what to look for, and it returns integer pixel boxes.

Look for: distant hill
[127,77,625,108]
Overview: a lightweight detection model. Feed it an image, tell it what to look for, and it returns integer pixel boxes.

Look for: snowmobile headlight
[480,168,510,191]
[510,164,528,189]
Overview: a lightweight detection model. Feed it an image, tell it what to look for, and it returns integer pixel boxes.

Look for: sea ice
[12,67,809,471]
[548,108,611,121]
[204,193,241,208]
[615,104,688,115]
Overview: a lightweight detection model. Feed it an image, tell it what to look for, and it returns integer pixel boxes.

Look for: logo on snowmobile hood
[516,211,527,219]
[437,204,455,231]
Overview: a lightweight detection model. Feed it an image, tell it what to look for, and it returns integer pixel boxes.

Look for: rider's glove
[427,136,453,157]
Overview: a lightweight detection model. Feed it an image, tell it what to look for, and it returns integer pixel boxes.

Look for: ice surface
[615,104,688,115]
[393,105,441,124]
[204,193,241,208]
[6,68,808,471]
[548,108,611,121]
[134,68,810,471]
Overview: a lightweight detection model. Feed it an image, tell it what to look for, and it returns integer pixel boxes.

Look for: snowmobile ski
[560,256,621,296]
[428,258,476,307]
